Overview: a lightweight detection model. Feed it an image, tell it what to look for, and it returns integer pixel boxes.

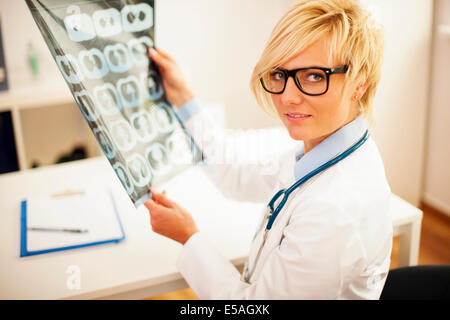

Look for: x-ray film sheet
[26,0,204,207]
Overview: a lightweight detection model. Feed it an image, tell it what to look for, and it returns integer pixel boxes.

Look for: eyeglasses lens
[261,68,328,95]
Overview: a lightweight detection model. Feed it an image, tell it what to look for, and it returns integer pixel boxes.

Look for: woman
[145,0,393,299]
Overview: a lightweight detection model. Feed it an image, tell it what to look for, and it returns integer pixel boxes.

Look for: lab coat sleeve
[177,197,366,299]
[176,98,287,203]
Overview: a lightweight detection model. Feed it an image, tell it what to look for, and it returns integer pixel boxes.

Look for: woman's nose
[281,77,304,105]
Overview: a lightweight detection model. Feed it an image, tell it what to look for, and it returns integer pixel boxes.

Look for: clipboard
[20,188,125,257]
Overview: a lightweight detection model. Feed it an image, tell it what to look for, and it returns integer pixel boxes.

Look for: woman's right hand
[149,47,195,108]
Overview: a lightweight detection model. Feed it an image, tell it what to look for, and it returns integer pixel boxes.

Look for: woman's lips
[286,112,311,122]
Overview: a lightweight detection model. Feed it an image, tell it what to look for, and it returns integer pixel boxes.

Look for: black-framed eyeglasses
[260,65,348,96]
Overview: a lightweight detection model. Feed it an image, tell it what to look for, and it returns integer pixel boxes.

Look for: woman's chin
[286,126,309,141]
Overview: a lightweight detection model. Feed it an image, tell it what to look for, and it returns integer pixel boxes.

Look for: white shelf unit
[0,80,101,171]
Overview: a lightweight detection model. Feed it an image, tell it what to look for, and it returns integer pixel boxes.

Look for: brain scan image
[129,36,154,67]
[130,110,156,142]
[56,54,84,84]
[128,36,153,67]
[74,90,100,122]
[79,48,109,79]
[104,43,133,73]
[165,129,195,165]
[93,126,116,160]
[140,70,163,101]
[93,83,122,116]
[121,3,153,33]
[126,153,152,187]
[109,119,136,152]
[64,12,96,43]
[117,75,143,108]
[146,143,171,176]
[151,102,176,134]
[26,0,203,207]
[93,8,122,38]
[113,161,135,196]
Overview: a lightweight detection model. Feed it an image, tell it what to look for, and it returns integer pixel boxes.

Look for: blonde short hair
[250,0,385,122]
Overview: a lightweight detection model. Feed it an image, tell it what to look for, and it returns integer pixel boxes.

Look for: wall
[423,0,450,215]
[155,0,296,130]
[0,0,435,207]
[0,0,63,86]
[156,0,434,206]
[360,0,434,207]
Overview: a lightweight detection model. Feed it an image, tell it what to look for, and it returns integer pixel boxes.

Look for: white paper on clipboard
[25,188,124,252]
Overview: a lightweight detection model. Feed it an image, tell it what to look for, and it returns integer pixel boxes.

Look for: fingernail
[149,48,157,56]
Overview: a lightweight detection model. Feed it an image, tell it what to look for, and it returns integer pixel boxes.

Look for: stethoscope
[242,129,370,283]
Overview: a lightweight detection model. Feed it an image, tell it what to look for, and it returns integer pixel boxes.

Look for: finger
[153,47,174,61]
[145,200,161,232]
[149,47,173,65]
[144,198,157,213]
[145,198,174,216]
[148,48,171,69]
[145,199,163,217]
[151,191,174,208]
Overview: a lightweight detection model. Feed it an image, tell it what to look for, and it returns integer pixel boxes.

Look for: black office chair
[380,265,450,300]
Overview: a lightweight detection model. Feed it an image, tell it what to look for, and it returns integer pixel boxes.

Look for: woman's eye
[270,72,285,81]
[307,73,324,82]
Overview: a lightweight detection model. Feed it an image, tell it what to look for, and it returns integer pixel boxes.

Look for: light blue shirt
[175,98,202,123]
[175,98,368,181]
[293,115,368,181]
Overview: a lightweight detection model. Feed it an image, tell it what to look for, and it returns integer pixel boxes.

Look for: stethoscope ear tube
[265,130,370,231]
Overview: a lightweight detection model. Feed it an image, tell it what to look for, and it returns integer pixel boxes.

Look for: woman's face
[271,37,361,153]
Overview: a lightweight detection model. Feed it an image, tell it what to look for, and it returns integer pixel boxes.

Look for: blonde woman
[145,0,392,299]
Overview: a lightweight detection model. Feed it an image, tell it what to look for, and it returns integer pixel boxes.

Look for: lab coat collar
[294,114,368,181]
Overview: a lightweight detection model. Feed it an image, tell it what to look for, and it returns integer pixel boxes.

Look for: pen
[27,227,89,233]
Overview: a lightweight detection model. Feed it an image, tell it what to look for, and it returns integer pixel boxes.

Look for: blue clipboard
[20,191,125,257]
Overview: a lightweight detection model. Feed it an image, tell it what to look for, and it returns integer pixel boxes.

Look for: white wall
[0,0,64,86]
[156,0,434,207]
[423,0,450,215]
[361,0,434,207]
[155,0,296,130]
[0,0,435,207]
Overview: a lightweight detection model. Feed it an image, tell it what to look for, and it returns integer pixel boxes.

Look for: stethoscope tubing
[266,129,370,230]
[243,129,370,283]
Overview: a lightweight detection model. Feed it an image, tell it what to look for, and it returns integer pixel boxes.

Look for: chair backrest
[380,265,450,300]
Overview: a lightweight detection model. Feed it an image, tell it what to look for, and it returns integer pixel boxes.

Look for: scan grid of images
[26,0,203,206]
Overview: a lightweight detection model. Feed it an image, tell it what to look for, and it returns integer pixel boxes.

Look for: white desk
[0,157,422,299]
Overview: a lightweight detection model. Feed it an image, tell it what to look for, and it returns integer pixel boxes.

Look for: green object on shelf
[27,42,39,78]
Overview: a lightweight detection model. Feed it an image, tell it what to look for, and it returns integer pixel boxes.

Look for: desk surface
[0,157,263,299]
[0,156,422,299]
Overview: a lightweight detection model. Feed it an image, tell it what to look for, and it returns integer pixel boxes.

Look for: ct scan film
[26,0,204,207]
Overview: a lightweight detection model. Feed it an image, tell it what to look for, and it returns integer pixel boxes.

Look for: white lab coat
[176,106,393,300]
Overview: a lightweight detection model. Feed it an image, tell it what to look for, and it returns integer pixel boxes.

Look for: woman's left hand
[144,189,199,245]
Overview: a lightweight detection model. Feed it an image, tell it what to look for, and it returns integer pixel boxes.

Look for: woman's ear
[352,80,369,101]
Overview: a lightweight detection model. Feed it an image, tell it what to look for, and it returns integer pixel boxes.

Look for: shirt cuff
[176,231,244,299]
[175,98,202,123]
[178,231,202,265]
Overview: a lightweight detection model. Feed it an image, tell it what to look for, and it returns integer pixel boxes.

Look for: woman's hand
[149,47,195,108]
[144,189,199,245]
